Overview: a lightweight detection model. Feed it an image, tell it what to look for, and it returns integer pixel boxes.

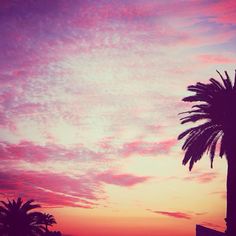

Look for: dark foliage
[178,70,236,170]
[0,197,60,236]
[178,70,236,236]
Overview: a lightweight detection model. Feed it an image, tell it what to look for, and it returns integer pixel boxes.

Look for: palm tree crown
[40,213,56,231]
[178,70,236,170]
[0,197,44,236]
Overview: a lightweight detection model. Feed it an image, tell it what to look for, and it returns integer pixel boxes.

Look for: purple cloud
[148,209,191,220]
[0,141,106,163]
[183,172,218,183]
[0,170,101,208]
[97,170,150,187]
[198,54,236,64]
[120,139,176,157]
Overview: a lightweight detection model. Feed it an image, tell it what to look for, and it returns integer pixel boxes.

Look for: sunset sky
[0,1,236,235]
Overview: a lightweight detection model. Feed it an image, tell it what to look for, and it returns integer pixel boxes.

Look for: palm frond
[21,199,41,213]
[0,206,8,215]
[216,70,232,90]
[178,121,213,140]
[209,78,224,90]
[180,113,210,124]
[209,132,222,168]
[182,125,221,170]
[179,70,236,170]
[219,134,226,158]
[182,94,212,103]
[0,201,9,211]
[16,197,23,209]
[234,69,236,89]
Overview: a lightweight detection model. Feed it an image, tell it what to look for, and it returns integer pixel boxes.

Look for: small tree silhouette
[178,70,236,236]
[0,197,60,236]
[0,197,44,236]
[40,213,56,232]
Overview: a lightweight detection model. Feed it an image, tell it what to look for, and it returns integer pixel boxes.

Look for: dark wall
[196,225,225,236]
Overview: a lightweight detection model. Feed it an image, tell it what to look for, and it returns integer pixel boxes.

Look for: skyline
[0,1,236,235]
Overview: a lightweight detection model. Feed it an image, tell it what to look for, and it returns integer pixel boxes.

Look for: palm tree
[178,70,236,236]
[39,213,56,232]
[0,197,45,236]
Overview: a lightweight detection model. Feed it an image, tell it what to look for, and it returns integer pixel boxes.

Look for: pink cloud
[0,168,150,207]
[0,141,50,162]
[205,0,236,24]
[0,91,18,130]
[148,209,191,220]
[198,54,236,64]
[183,172,218,183]
[96,171,150,187]
[0,170,102,208]
[159,0,236,26]
[0,141,106,163]
[75,1,208,26]
[0,111,8,126]
[2,1,233,91]
[56,1,234,29]
[1,2,235,136]
[13,103,45,115]
[120,139,176,157]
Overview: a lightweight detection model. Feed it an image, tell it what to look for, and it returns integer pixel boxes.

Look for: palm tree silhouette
[0,197,44,236]
[40,213,56,232]
[178,70,236,236]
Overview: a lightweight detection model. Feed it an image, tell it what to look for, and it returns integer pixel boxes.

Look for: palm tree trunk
[225,155,236,236]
